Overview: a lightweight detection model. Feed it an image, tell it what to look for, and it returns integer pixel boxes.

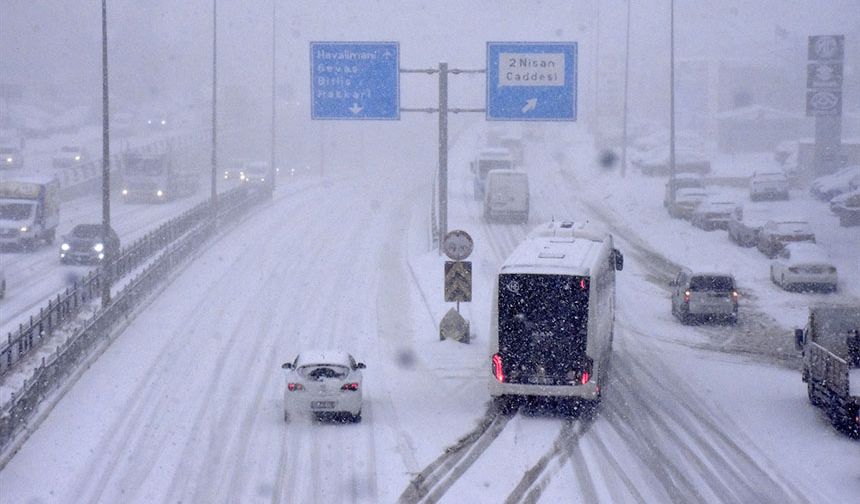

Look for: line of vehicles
[471,137,530,224]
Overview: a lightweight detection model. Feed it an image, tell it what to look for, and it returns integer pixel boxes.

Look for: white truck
[470,148,514,200]
[483,169,529,223]
[0,177,61,250]
[795,305,860,438]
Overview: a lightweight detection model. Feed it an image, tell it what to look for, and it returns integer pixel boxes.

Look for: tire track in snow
[398,406,512,504]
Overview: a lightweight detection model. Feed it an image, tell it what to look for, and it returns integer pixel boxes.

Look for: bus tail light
[684,290,691,303]
[492,354,505,383]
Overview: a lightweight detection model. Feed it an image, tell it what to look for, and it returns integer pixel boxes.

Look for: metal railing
[1,180,225,377]
[0,183,261,453]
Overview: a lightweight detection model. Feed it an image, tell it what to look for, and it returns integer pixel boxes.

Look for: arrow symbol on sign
[521,98,538,113]
[349,103,363,115]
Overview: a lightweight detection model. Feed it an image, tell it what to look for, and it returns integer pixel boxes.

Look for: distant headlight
[74,155,81,161]
[98,253,105,260]
[19,226,28,233]
[261,178,265,182]
[93,243,104,252]
[161,119,166,125]
[122,189,128,195]
[156,190,164,197]
[5,157,12,163]
[61,243,70,251]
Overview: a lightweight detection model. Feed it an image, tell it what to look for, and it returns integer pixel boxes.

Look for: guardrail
[1,180,222,377]
[0,183,263,453]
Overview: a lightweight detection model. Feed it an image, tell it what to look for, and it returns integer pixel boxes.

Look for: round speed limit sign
[442,230,474,261]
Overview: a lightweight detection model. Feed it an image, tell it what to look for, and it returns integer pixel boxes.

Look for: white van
[483,169,529,223]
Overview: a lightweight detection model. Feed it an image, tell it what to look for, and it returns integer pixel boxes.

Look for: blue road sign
[486,42,577,121]
[311,42,399,120]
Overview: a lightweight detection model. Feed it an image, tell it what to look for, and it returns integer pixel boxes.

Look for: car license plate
[311,401,335,410]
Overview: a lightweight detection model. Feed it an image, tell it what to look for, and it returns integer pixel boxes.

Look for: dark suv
[60,224,120,264]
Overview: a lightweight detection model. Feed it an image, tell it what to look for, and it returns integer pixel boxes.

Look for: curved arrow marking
[349,103,364,115]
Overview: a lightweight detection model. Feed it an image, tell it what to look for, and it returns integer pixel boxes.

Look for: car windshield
[298,364,349,380]
[0,201,35,221]
[72,225,103,239]
[689,276,734,292]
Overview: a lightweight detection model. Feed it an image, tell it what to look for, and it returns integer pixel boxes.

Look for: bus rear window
[497,273,589,380]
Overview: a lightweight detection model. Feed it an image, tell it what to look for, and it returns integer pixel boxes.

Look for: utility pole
[621,0,632,177]
[211,0,218,206]
[438,62,448,242]
[669,0,677,206]
[100,0,112,307]
[270,0,277,194]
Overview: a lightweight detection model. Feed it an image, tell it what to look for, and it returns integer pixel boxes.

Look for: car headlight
[122,189,128,195]
[156,190,164,197]
[19,226,28,233]
[61,243,70,251]
[261,178,265,182]
[93,243,104,252]
[160,119,166,125]
[74,155,81,161]
[5,157,12,163]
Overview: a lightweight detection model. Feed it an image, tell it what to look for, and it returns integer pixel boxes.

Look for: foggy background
[2,0,859,174]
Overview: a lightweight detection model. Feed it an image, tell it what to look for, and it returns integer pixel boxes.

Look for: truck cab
[0,177,60,250]
[795,305,860,437]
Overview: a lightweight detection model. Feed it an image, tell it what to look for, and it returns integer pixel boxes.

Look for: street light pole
[669,0,677,206]
[270,0,277,194]
[100,0,112,307]
[621,0,632,177]
[211,0,218,206]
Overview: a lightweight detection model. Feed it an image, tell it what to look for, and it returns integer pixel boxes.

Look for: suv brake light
[287,383,303,392]
[341,382,360,391]
[684,290,691,303]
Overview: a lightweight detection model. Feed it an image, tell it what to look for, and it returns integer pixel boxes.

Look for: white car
[749,170,789,201]
[282,350,365,423]
[241,161,269,183]
[810,165,860,201]
[770,242,837,292]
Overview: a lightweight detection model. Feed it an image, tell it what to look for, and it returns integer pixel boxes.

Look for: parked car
[60,224,120,264]
[830,189,860,227]
[749,170,789,201]
[52,146,88,168]
[691,200,737,231]
[663,173,705,208]
[757,220,815,258]
[770,243,837,292]
[668,188,709,219]
[810,165,860,201]
[727,205,770,247]
[670,269,739,324]
[639,147,711,176]
[281,350,365,423]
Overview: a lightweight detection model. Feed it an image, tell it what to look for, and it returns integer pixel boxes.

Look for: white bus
[489,221,623,413]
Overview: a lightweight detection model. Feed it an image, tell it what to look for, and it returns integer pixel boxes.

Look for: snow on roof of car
[783,242,831,263]
[296,350,352,367]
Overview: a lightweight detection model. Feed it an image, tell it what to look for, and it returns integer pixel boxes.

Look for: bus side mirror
[613,249,624,271]
[281,363,292,370]
[794,329,805,351]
